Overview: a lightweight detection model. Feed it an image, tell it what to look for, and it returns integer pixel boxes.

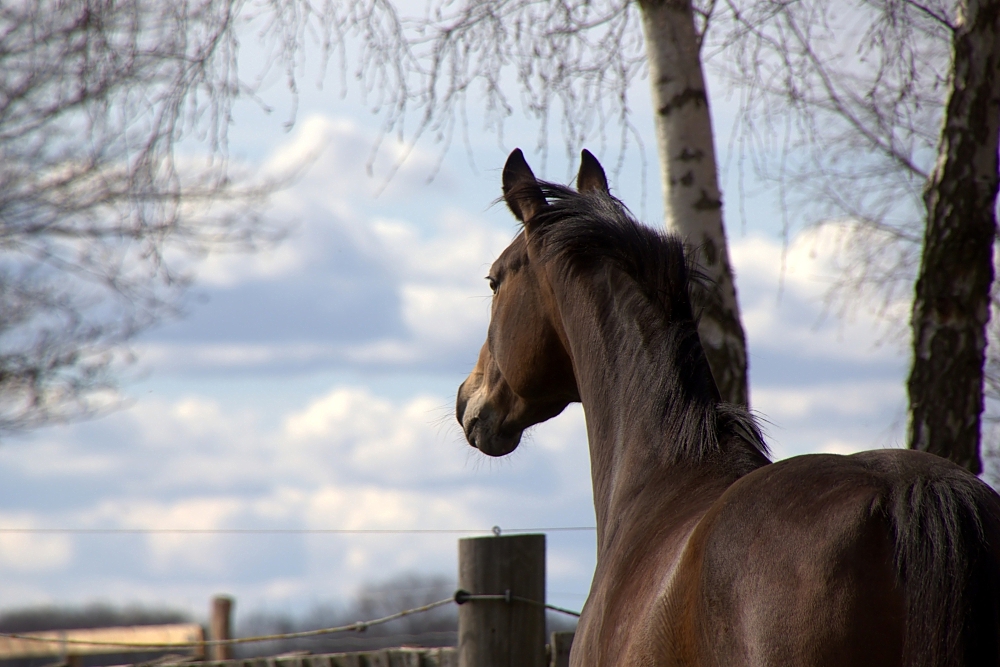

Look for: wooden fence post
[457,533,546,667]
[210,595,233,661]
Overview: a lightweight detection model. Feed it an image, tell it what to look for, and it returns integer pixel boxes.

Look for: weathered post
[210,595,233,661]
[457,533,546,667]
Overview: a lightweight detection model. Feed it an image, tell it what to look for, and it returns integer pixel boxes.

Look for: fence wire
[0,527,596,535]
[0,592,581,650]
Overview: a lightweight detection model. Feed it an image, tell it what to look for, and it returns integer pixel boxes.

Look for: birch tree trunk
[638,0,749,406]
[907,0,1000,473]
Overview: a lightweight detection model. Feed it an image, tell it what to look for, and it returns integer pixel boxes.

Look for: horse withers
[456,148,1000,666]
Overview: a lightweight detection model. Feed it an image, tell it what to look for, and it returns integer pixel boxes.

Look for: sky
[0,17,916,627]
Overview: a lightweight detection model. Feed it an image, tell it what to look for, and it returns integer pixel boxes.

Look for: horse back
[659,449,1000,667]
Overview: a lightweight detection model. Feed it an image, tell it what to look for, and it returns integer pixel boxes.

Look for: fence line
[0,527,596,535]
[0,599,455,651]
[0,625,205,660]
[0,594,581,652]
[0,534,580,666]
[454,591,581,618]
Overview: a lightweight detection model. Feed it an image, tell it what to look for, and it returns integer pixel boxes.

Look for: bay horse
[456,148,1000,666]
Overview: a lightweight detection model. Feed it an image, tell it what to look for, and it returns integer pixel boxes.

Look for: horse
[456,148,1000,666]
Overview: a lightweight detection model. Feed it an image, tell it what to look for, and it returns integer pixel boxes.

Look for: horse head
[455,149,607,456]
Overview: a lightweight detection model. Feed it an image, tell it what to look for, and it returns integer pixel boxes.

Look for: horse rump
[878,452,1000,667]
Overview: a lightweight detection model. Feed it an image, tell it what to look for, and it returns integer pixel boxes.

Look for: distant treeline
[0,604,193,667]
[234,573,459,656]
[0,605,191,633]
[232,573,575,657]
[0,573,576,666]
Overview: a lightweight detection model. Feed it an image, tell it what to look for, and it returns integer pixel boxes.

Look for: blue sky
[0,33,911,624]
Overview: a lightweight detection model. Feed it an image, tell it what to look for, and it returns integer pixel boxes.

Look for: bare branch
[256,0,644,178]
[901,0,956,30]
[0,0,291,435]
[709,0,950,320]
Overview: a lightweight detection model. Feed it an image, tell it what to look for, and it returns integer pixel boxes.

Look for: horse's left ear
[577,149,609,195]
[503,148,547,225]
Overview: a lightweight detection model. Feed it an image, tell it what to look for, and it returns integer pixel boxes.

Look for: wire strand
[0,527,596,535]
[454,591,581,618]
[0,599,456,650]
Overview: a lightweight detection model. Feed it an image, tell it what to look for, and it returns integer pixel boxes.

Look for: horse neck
[551,268,763,553]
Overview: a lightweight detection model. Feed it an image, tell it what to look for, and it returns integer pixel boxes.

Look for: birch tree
[717,0,1000,472]
[640,0,748,404]
[909,0,1000,473]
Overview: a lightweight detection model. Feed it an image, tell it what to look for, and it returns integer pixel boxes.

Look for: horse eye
[486,276,498,294]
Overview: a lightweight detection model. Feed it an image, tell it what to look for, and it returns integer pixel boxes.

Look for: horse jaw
[456,378,523,457]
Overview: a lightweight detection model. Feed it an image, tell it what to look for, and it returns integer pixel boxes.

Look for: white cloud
[753,381,903,421]
[143,114,512,376]
[195,242,305,289]
[527,404,588,455]
[115,498,246,574]
[4,442,120,477]
[304,486,477,532]
[372,209,512,284]
[0,381,597,610]
[751,379,906,460]
[400,285,488,347]
[282,387,468,486]
[137,342,353,373]
[0,515,73,572]
[732,226,909,362]
[272,115,454,203]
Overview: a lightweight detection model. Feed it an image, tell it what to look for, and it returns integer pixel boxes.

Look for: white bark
[638,0,749,405]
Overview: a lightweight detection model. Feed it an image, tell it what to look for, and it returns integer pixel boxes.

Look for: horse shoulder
[574,472,735,666]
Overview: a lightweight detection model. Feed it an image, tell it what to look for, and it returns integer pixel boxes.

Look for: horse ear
[577,149,609,194]
[503,148,547,224]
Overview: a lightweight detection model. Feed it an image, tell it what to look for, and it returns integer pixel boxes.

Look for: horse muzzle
[456,378,523,457]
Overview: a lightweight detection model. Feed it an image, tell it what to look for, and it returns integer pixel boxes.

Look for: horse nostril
[463,416,479,442]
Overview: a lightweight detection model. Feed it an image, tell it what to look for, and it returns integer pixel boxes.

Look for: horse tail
[887,464,1000,667]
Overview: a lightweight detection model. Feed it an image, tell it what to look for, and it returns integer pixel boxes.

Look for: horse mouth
[458,404,522,457]
[466,419,522,457]
[456,379,523,456]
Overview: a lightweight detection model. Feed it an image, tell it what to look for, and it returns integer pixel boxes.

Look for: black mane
[531,183,699,323]
[527,182,769,468]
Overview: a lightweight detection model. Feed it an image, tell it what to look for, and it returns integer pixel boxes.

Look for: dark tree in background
[718,0,1000,473]
[908,0,1000,473]
[235,574,460,656]
[232,572,575,656]
[0,0,285,437]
